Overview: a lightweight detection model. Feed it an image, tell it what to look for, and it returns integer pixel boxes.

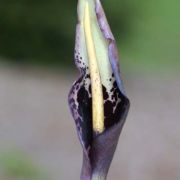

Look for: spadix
[84,2,104,134]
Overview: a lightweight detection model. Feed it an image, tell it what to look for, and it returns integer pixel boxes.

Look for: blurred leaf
[0,150,48,180]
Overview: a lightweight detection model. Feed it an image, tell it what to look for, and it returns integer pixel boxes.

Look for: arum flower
[68,0,130,179]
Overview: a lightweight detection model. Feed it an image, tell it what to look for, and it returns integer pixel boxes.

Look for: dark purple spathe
[68,0,130,179]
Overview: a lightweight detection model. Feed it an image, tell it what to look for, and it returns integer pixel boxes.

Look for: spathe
[68,0,130,179]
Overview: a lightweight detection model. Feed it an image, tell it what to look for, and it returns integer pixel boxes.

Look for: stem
[92,173,106,180]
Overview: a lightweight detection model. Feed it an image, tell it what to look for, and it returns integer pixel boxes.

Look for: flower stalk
[92,174,106,180]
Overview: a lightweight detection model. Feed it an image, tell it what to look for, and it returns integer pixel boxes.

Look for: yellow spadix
[84,2,104,134]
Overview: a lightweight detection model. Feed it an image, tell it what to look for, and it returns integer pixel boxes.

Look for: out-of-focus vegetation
[0,150,47,180]
[0,0,179,71]
[0,0,76,67]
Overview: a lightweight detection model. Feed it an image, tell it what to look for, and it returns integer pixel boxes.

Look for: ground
[0,65,179,180]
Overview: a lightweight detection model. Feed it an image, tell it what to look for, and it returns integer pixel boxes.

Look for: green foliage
[0,0,76,66]
[0,0,139,67]
[120,0,180,73]
[0,150,47,180]
[0,0,179,71]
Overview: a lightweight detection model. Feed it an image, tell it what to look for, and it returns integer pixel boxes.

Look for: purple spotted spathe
[68,0,130,179]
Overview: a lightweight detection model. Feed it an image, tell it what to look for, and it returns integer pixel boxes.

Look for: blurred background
[0,0,180,179]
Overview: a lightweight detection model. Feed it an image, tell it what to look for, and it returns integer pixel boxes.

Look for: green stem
[91,173,106,180]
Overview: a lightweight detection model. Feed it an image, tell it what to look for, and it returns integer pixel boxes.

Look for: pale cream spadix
[84,2,104,133]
